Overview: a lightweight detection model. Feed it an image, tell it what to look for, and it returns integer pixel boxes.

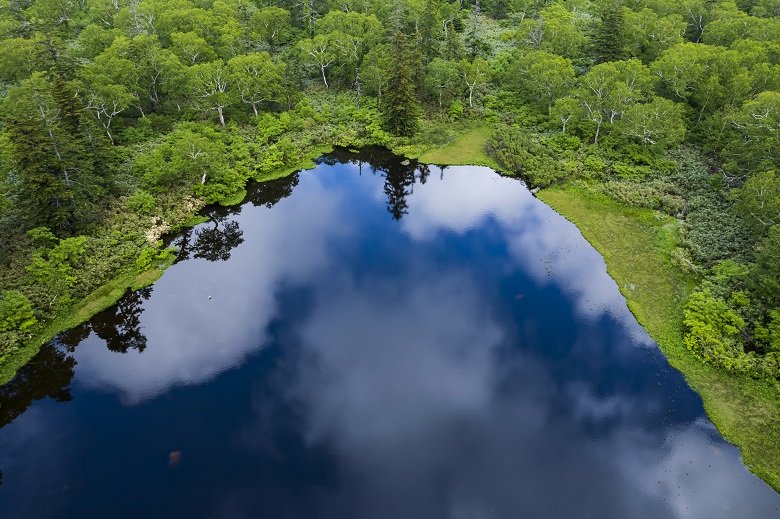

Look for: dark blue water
[1,148,778,518]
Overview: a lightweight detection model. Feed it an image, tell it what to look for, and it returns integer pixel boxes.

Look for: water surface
[1,148,778,518]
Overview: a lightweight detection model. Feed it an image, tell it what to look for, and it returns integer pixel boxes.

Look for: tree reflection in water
[0,284,155,431]
[321,147,430,221]
[91,287,153,354]
[0,344,75,429]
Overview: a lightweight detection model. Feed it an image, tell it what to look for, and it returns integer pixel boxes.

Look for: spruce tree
[419,0,441,65]
[2,74,108,232]
[592,3,627,64]
[382,30,421,137]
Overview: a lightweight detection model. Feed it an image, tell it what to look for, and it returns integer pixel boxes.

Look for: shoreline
[538,184,780,492]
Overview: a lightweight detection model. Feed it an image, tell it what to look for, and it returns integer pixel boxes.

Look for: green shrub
[26,227,58,249]
[0,290,37,332]
[136,242,176,271]
[449,100,463,121]
[547,133,581,152]
[486,126,568,187]
[127,191,155,214]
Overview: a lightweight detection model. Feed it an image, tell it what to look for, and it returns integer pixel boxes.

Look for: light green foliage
[754,309,780,354]
[425,59,460,107]
[27,236,89,298]
[724,92,780,173]
[26,227,58,249]
[0,37,40,82]
[0,291,37,332]
[171,31,218,65]
[573,59,654,144]
[362,44,391,107]
[90,34,185,115]
[251,7,292,50]
[316,11,383,88]
[458,57,491,108]
[504,50,574,114]
[733,170,780,235]
[127,191,156,215]
[616,97,686,150]
[702,3,780,48]
[134,125,249,203]
[652,43,751,117]
[449,100,464,120]
[298,35,336,87]
[228,52,286,117]
[136,241,176,271]
[188,60,234,126]
[624,9,685,63]
[683,290,745,364]
[515,3,587,59]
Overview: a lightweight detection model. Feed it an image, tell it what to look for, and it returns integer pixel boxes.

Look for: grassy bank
[414,125,502,169]
[539,184,780,491]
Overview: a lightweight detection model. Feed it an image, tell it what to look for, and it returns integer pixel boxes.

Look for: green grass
[539,184,780,492]
[416,125,502,169]
[217,189,247,206]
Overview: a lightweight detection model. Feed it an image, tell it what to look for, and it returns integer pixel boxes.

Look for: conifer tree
[419,0,441,64]
[592,3,627,64]
[382,30,421,137]
[1,74,107,232]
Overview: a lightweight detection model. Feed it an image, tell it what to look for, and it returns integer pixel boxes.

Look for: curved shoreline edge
[538,184,780,493]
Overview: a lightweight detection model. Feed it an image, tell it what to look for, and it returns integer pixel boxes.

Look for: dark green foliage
[751,225,780,309]
[419,0,441,64]
[669,150,753,266]
[594,179,685,214]
[591,3,627,64]
[1,74,109,233]
[382,31,421,137]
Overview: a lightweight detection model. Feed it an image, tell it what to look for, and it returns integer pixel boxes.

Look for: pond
[1,148,778,518]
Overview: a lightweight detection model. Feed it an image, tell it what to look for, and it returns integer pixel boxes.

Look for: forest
[1,0,780,477]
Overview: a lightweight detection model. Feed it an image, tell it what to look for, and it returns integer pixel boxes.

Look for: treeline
[0,0,779,379]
